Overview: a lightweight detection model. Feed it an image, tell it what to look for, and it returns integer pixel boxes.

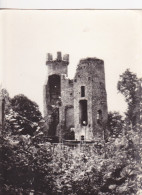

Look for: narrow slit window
[81,86,85,97]
[97,110,102,125]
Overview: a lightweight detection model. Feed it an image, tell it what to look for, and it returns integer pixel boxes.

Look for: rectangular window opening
[81,86,85,97]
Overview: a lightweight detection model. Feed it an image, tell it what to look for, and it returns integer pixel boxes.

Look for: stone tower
[73,58,108,140]
[44,52,108,141]
[43,52,72,140]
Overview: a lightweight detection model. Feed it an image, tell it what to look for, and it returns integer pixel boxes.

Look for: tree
[0,90,54,194]
[0,90,53,194]
[0,90,43,136]
[107,112,124,138]
[117,69,141,126]
[7,94,42,136]
[11,95,42,123]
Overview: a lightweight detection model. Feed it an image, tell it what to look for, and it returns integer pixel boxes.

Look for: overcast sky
[1,10,142,115]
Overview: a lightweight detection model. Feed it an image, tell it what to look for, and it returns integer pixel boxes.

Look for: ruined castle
[44,52,108,141]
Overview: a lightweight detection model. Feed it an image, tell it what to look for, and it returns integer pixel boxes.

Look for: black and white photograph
[0,9,142,195]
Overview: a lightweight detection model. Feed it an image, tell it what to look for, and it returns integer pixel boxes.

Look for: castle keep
[44,52,108,141]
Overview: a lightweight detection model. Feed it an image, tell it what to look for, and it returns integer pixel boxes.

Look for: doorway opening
[79,100,88,126]
[48,74,61,104]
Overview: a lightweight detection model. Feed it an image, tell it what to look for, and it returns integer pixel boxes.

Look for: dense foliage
[0,133,53,194]
[107,111,124,138]
[50,127,142,195]
[0,90,50,194]
[1,130,142,195]
[4,93,42,136]
[0,68,141,195]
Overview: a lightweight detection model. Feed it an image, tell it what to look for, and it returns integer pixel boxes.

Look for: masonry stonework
[44,52,108,141]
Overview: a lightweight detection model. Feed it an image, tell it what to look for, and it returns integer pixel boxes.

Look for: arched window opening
[81,135,84,141]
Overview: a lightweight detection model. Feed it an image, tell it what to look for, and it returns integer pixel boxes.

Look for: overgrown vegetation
[0,69,141,195]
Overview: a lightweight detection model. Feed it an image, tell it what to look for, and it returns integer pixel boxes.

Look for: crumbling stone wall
[60,75,74,138]
[44,52,73,139]
[44,52,108,141]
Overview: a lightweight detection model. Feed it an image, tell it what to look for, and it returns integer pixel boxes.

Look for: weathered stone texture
[44,53,108,141]
[46,52,69,76]
[65,106,74,130]
[73,58,108,140]
[73,61,93,140]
